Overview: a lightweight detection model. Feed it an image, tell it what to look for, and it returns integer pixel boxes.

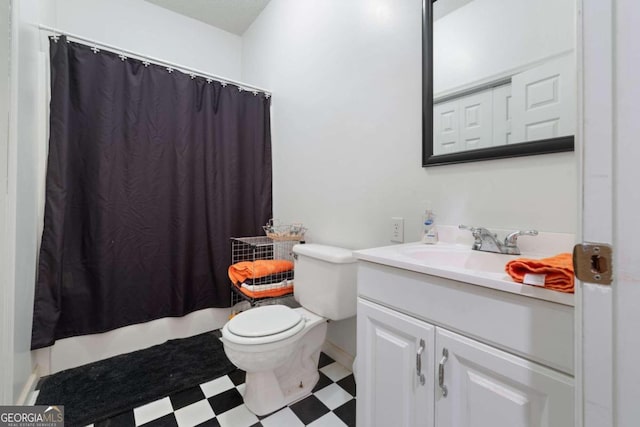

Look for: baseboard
[15,364,40,405]
[321,340,354,371]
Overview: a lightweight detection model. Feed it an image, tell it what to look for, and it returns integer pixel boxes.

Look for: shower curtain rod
[38,24,272,96]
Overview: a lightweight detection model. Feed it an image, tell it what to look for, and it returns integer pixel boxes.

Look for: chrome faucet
[459,225,538,255]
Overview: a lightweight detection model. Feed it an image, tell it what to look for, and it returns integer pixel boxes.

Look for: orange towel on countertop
[505,253,574,293]
[228,259,294,285]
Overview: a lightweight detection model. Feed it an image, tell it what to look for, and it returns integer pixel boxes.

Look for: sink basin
[398,244,520,275]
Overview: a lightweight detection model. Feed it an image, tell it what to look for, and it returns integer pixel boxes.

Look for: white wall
[0,0,16,405]
[12,0,578,370]
[434,0,575,94]
[53,0,243,79]
[8,0,56,403]
[242,0,577,356]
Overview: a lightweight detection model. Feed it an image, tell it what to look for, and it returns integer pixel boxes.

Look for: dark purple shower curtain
[31,37,272,349]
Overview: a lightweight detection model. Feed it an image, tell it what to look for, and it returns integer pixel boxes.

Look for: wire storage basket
[228,236,301,308]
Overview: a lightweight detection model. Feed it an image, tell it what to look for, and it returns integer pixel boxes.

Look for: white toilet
[221,244,357,416]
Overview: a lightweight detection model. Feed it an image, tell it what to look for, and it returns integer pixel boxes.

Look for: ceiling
[145,0,271,35]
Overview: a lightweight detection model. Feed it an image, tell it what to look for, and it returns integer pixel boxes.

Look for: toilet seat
[224,305,306,345]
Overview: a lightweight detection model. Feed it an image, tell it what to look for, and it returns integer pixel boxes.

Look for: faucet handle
[504,230,539,247]
[459,224,479,238]
[459,224,481,233]
[459,225,496,238]
[459,225,498,252]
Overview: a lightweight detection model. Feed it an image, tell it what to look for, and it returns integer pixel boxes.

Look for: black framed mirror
[422,0,575,167]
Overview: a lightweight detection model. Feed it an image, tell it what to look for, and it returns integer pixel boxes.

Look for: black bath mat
[35,331,234,426]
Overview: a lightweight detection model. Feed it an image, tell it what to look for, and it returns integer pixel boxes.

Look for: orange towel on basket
[228,260,294,285]
[505,253,575,293]
[233,282,294,299]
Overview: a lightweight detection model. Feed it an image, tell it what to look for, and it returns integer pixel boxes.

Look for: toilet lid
[228,305,303,338]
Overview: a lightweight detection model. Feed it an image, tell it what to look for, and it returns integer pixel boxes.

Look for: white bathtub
[32,307,231,375]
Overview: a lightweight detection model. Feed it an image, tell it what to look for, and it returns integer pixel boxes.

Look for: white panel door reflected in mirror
[425,0,575,164]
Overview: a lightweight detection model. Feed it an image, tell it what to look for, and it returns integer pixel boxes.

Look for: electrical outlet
[391,217,404,243]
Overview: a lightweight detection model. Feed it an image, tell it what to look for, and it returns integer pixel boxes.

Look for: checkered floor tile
[34,352,355,427]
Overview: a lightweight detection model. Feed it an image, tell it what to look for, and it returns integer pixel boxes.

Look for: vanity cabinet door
[357,298,435,427]
[435,328,574,427]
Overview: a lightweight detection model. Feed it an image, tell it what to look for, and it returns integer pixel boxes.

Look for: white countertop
[354,227,575,307]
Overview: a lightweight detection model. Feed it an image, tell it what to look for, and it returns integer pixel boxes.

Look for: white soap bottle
[421,204,438,244]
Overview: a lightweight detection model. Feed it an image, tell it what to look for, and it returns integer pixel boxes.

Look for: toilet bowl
[221,244,357,416]
[222,306,327,416]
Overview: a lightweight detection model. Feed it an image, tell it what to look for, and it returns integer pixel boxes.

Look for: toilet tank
[292,244,357,321]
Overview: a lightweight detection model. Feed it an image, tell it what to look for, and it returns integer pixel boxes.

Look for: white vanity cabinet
[356,260,575,427]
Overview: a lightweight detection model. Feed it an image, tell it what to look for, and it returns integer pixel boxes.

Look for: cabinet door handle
[438,348,449,397]
[416,339,426,386]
